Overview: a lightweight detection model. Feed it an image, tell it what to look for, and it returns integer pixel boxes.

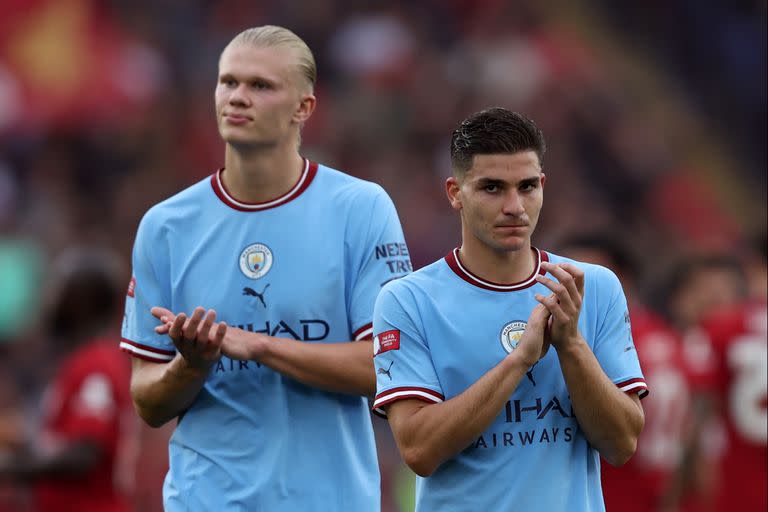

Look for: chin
[498,237,531,252]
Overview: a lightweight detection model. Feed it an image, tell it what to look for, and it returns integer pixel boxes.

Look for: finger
[197,310,217,344]
[541,264,581,308]
[151,306,175,322]
[535,292,568,323]
[527,303,551,329]
[211,321,227,348]
[154,322,171,334]
[183,307,206,340]
[558,263,585,296]
[534,274,573,311]
[168,313,187,347]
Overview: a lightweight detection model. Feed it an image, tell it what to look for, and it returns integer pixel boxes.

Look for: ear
[446,176,462,211]
[540,172,546,188]
[294,93,317,124]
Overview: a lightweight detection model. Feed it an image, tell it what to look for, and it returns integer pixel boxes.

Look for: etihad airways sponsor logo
[235,319,330,341]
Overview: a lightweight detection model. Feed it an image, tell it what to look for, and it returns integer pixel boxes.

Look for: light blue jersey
[121,159,411,511]
[373,248,648,512]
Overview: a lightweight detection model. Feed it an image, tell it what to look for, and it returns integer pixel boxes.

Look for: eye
[520,181,538,192]
[483,183,499,193]
[251,81,270,90]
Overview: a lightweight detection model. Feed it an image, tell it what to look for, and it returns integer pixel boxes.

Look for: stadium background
[0,0,764,510]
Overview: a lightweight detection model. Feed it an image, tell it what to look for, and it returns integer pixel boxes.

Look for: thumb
[527,304,551,330]
[151,306,174,321]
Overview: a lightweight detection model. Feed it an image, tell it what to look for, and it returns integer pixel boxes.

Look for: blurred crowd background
[0,0,765,511]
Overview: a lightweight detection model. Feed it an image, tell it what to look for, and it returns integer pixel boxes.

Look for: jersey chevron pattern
[121,159,410,511]
[373,249,647,512]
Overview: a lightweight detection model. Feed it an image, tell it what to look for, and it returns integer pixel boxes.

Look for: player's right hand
[163,307,227,370]
[515,303,552,367]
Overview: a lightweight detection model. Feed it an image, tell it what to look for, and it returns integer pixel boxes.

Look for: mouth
[493,225,528,236]
[223,113,252,124]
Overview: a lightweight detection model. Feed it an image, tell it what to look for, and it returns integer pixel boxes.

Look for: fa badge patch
[239,243,273,279]
[500,321,527,353]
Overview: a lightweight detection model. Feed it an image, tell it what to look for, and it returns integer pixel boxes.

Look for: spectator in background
[650,253,747,511]
[0,248,136,512]
[694,235,766,512]
[121,25,410,511]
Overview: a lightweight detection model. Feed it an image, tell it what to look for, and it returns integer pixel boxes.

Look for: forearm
[130,355,210,427]
[556,338,644,466]
[392,354,530,476]
[258,337,376,396]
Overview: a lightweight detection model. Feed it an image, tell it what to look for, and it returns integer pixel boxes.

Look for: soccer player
[120,26,410,511]
[0,249,136,512]
[695,239,766,512]
[372,108,647,511]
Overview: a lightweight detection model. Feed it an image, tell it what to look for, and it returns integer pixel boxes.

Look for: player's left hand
[534,262,585,349]
[152,307,270,362]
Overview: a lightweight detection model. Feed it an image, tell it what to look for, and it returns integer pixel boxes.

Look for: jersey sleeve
[120,210,176,362]
[347,186,411,340]
[372,283,444,417]
[591,267,649,398]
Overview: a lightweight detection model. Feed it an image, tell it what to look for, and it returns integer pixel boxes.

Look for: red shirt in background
[33,338,136,512]
[701,300,768,512]
[601,307,713,512]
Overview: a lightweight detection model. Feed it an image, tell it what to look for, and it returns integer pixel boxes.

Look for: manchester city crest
[499,321,527,353]
[239,243,273,279]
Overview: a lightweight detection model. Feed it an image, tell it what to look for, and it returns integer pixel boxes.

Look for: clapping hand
[151,306,227,370]
[534,262,585,349]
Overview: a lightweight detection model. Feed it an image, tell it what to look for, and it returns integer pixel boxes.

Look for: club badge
[500,321,527,353]
[239,243,273,279]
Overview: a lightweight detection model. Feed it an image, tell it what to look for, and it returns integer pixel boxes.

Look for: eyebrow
[518,176,541,186]
[218,72,278,85]
[475,176,541,186]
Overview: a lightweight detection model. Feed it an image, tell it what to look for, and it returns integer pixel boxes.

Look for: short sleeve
[120,211,175,362]
[348,187,411,340]
[372,284,443,417]
[591,268,649,398]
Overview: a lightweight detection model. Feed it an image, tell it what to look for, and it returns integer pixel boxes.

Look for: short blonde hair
[227,25,316,91]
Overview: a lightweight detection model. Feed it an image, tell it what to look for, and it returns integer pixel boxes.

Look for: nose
[501,190,525,217]
[228,84,251,106]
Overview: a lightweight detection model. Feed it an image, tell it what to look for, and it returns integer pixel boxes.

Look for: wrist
[503,351,536,372]
[169,353,212,379]
[245,331,272,361]
[552,334,586,354]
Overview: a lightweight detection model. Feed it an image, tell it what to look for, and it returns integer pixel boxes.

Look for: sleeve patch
[126,276,136,298]
[374,329,400,355]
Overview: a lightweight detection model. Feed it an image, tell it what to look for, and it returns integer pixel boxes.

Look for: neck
[222,144,304,203]
[458,238,535,284]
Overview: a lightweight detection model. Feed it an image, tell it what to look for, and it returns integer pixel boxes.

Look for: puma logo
[243,284,270,308]
[377,361,394,380]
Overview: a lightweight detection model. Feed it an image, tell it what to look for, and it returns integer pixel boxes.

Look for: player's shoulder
[139,174,214,230]
[380,258,448,297]
[703,299,767,339]
[314,162,391,203]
